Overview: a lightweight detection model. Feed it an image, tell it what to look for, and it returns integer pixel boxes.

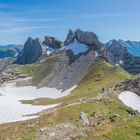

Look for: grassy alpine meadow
[0,60,139,140]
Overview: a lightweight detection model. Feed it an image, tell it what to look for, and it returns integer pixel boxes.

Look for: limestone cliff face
[16,37,44,64]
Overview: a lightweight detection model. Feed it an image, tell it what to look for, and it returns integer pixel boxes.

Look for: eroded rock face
[105,40,140,74]
[43,36,64,49]
[76,29,102,49]
[64,29,103,50]
[16,37,44,64]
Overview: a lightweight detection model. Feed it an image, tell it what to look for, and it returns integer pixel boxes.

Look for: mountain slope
[1,58,133,140]
[120,40,140,56]
[105,40,140,74]
[23,58,131,105]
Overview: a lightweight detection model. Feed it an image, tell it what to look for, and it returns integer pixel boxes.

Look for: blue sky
[0,0,140,44]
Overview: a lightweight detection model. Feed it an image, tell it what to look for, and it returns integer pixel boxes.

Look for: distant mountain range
[0,44,23,58]
[1,29,140,75]
[107,40,140,56]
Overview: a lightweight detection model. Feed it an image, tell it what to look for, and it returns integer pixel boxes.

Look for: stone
[80,112,89,125]
[27,124,35,128]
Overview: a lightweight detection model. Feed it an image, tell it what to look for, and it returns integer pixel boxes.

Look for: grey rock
[80,112,89,125]
[64,29,76,45]
[43,36,64,49]
[76,28,103,49]
[104,40,140,74]
[16,37,44,64]
[114,78,140,96]
[126,108,139,116]
[64,28,104,51]
[38,50,98,91]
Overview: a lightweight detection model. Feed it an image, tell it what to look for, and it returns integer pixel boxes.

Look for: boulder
[80,112,89,125]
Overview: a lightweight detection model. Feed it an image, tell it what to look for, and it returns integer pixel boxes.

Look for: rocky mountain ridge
[2,29,140,75]
[105,40,140,74]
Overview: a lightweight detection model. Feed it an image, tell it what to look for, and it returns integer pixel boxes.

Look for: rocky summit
[16,37,44,64]
[65,29,103,49]
[43,36,64,49]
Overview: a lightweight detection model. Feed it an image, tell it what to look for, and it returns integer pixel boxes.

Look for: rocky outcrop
[43,36,64,49]
[80,112,89,125]
[65,29,103,50]
[16,37,44,64]
[114,78,140,96]
[104,40,140,74]
[76,29,102,49]
[64,29,76,45]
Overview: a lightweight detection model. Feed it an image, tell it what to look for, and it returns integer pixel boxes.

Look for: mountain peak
[65,29,103,49]
[16,37,43,64]
[43,36,64,49]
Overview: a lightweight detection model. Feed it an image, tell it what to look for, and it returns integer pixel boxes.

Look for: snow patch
[0,81,77,123]
[67,39,88,55]
[118,91,140,112]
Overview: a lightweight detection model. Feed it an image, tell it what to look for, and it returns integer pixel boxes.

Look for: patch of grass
[19,64,36,75]
[0,98,133,140]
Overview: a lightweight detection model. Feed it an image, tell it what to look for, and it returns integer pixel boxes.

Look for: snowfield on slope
[119,91,140,112]
[0,79,77,123]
